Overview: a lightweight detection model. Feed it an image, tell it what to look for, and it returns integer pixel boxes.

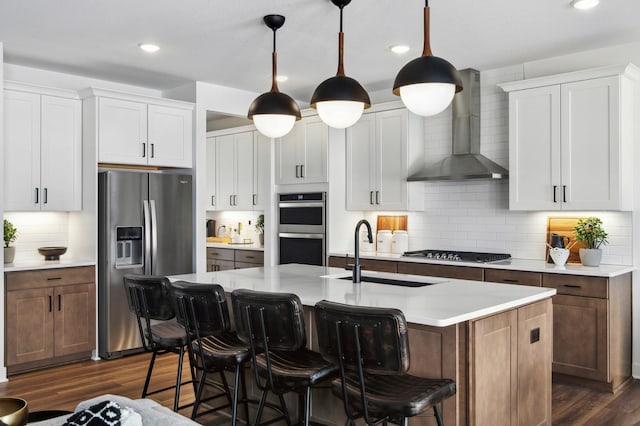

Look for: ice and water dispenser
[115,226,143,268]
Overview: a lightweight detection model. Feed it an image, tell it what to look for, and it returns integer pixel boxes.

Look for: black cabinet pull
[211,195,215,206]
[47,277,62,281]
[553,185,557,203]
[49,295,52,312]
[58,294,61,311]
[142,142,146,158]
[35,188,39,204]
[375,191,380,205]
[370,191,374,205]
[150,143,155,158]
[295,165,300,178]
[43,188,48,204]
[564,284,581,289]
[563,185,567,203]
[503,279,519,283]
[253,194,257,205]
[301,164,305,178]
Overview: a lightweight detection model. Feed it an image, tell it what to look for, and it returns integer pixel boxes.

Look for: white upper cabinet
[275,115,328,184]
[83,88,194,168]
[206,127,266,211]
[500,64,638,211]
[4,84,82,211]
[346,107,423,211]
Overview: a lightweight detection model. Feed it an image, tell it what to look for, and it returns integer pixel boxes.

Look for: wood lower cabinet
[5,266,96,375]
[543,272,631,391]
[207,247,264,271]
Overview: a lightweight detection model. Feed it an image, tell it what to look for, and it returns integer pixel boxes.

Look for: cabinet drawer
[398,262,483,281]
[542,274,608,299]
[235,250,264,264]
[485,269,542,287]
[235,261,263,270]
[360,259,398,273]
[6,266,95,291]
[207,247,235,261]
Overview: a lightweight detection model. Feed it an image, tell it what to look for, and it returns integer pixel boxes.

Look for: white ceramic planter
[4,246,15,264]
[579,248,602,267]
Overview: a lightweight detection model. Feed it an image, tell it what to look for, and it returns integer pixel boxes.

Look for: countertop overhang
[329,252,634,277]
[168,264,556,327]
[4,259,97,272]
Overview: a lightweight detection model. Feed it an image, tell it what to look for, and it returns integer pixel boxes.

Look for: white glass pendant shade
[315,100,365,129]
[399,82,456,117]
[252,114,297,138]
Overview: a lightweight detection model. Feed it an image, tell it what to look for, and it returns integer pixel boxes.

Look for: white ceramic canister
[376,230,392,253]
[360,228,375,253]
[391,230,409,254]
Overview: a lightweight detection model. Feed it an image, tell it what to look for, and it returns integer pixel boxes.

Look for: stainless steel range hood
[407,68,508,182]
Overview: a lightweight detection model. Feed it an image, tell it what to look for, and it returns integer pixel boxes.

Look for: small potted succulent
[573,217,608,267]
[4,219,18,264]
[255,214,265,246]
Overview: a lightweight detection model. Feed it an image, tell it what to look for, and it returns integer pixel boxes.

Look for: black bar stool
[170,281,252,425]
[122,274,194,412]
[314,300,457,426]
[232,289,339,426]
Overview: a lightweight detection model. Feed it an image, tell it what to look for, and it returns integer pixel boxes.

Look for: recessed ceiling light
[390,45,411,55]
[276,75,288,83]
[138,43,160,53]
[571,0,599,10]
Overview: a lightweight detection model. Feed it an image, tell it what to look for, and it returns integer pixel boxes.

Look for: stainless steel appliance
[98,170,193,359]
[278,192,326,266]
[403,250,511,263]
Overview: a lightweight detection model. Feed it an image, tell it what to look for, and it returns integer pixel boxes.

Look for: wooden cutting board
[376,215,408,232]
[546,217,588,264]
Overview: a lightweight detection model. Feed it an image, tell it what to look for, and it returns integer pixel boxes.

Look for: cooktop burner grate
[402,250,511,263]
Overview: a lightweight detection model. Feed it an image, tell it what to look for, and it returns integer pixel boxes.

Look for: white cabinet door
[206,136,216,209]
[275,116,328,184]
[98,97,147,165]
[40,95,82,211]
[376,109,408,210]
[346,114,376,210]
[346,109,409,211]
[508,86,561,211]
[216,134,236,210]
[299,116,328,184]
[4,90,41,211]
[234,132,255,210]
[147,104,192,168]
[561,76,620,210]
[253,132,269,210]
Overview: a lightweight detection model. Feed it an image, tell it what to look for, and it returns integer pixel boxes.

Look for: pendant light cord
[422,0,432,57]
[271,26,279,92]
[337,4,345,77]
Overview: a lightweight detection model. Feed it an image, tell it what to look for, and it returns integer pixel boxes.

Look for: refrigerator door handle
[150,199,159,275]
[143,200,151,275]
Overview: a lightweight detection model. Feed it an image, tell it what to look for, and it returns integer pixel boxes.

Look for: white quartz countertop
[168,264,556,327]
[328,252,634,277]
[4,258,96,272]
[206,242,264,251]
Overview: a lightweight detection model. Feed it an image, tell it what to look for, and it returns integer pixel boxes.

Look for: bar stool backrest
[232,289,306,352]
[169,281,231,338]
[314,300,410,374]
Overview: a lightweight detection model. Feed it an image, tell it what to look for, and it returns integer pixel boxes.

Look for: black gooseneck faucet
[352,219,373,283]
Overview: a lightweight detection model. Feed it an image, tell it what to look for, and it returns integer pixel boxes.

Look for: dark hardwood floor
[0,352,638,425]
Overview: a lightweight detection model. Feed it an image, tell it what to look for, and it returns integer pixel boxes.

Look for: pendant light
[310,0,370,129]
[393,0,463,117]
[248,14,301,139]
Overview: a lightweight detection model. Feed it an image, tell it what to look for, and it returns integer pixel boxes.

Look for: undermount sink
[338,275,436,287]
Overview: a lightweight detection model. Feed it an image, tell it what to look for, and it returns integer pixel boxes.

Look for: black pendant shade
[310,75,370,107]
[248,14,301,123]
[393,55,462,95]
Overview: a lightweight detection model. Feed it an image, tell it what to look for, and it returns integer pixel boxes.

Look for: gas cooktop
[402,250,511,263]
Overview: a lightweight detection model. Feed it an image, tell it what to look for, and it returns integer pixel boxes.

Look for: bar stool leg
[142,349,158,398]
[191,369,208,419]
[302,386,311,426]
[231,365,241,426]
[433,405,444,426]
[173,346,186,411]
[240,367,250,423]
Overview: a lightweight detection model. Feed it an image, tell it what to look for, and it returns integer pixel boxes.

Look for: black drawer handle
[47,277,62,281]
[563,284,582,289]
[244,256,254,259]
[58,294,62,311]
[503,279,519,283]
[49,295,52,312]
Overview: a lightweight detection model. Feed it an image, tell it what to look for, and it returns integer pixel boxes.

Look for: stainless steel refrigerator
[98,170,193,359]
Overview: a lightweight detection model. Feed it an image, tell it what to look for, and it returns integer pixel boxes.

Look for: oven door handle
[278,202,325,208]
[279,232,324,239]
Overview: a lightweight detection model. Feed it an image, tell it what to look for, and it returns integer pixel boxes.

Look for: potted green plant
[255,214,265,246]
[573,217,608,267]
[4,219,18,264]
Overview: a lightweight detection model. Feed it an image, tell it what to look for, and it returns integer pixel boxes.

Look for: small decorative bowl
[37,246,67,261]
[0,397,28,426]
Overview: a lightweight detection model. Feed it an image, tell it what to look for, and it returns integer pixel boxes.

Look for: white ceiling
[1,0,640,104]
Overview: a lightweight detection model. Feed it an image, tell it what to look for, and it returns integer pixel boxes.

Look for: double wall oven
[278,192,326,266]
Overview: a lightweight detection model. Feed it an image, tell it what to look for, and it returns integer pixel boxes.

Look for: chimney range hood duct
[407,68,508,182]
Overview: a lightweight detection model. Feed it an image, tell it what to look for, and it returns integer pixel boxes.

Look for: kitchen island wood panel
[399,261,483,281]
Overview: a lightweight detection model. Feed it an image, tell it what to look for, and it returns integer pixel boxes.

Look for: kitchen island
[169,264,556,425]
